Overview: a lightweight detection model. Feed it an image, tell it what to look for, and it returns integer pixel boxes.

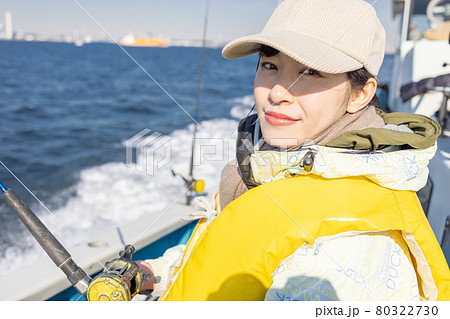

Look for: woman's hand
[135,260,157,292]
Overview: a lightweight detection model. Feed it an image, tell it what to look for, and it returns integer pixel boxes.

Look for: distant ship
[120,33,168,47]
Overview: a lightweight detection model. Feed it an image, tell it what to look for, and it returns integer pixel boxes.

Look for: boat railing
[400,73,450,135]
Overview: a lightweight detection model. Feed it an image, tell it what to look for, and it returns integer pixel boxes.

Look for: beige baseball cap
[222,0,386,76]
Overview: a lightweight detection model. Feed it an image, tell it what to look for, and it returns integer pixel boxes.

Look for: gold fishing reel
[86,245,146,301]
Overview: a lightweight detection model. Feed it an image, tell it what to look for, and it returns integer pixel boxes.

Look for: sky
[0,0,398,51]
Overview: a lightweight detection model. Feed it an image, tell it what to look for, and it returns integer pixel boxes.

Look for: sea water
[0,41,394,276]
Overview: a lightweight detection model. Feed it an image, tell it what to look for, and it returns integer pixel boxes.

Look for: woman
[141,0,450,301]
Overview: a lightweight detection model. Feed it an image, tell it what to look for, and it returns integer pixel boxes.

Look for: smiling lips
[265,111,299,126]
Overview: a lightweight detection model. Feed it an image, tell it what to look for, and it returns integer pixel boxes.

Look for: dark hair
[259,44,279,57]
[257,44,380,107]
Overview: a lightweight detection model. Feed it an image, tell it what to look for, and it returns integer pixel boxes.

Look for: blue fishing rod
[0,177,148,300]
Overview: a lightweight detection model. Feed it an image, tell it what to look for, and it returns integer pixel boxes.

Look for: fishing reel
[171,170,205,205]
[86,245,148,301]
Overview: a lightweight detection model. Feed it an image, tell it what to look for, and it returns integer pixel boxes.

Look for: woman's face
[254,52,352,148]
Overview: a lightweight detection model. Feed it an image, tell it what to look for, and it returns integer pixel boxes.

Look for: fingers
[135,260,156,291]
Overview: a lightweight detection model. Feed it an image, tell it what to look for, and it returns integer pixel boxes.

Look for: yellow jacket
[160,175,450,301]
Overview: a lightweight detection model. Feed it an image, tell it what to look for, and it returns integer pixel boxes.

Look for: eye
[261,62,277,70]
[301,68,321,76]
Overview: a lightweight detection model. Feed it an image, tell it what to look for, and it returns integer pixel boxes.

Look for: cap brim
[222,30,363,74]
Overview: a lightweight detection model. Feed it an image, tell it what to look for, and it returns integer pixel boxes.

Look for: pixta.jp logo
[125,129,171,175]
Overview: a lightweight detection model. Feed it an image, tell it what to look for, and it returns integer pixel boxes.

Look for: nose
[269,82,295,105]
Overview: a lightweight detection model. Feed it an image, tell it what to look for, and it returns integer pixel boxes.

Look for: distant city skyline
[0,0,398,51]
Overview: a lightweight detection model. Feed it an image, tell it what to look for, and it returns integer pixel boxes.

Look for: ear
[346,78,377,113]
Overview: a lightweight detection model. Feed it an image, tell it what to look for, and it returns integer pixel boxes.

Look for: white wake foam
[43,118,239,245]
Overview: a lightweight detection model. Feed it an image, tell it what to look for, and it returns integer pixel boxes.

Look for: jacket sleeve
[265,231,421,301]
[144,244,186,297]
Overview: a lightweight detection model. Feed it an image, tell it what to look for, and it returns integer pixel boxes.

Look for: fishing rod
[173,0,209,205]
[0,178,149,301]
[0,179,91,296]
[186,0,209,205]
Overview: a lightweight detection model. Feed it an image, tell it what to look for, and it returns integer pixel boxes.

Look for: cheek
[254,86,268,114]
[300,87,349,118]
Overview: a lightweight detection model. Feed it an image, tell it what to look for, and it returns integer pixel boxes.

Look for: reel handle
[120,244,135,260]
